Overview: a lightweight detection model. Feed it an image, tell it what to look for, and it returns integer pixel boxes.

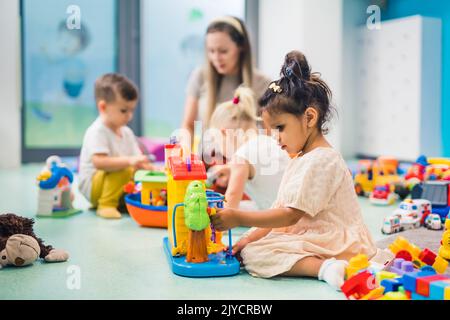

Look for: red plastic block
[416,275,450,297]
[418,249,437,266]
[341,271,377,300]
[405,290,412,299]
[396,250,412,261]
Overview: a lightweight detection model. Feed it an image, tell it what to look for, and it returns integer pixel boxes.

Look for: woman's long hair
[204,16,253,127]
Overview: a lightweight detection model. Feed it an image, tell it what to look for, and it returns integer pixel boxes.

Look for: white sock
[318,258,348,291]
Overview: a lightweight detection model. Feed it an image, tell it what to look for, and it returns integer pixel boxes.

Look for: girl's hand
[210,208,240,231]
[232,236,250,256]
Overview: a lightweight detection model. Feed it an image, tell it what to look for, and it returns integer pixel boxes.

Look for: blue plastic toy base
[163,237,240,278]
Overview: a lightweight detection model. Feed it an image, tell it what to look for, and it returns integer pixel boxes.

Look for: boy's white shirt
[78,117,142,201]
[234,134,289,210]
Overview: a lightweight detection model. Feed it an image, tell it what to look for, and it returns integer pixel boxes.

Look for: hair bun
[283,51,311,81]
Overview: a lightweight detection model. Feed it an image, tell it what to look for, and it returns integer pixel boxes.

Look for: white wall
[0,0,21,168]
[258,0,367,159]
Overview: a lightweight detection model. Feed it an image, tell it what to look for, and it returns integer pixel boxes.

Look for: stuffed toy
[0,213,69,268]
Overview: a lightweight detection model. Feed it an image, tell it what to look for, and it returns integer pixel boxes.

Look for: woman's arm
[181,96,199,139]
[211,207,303,231]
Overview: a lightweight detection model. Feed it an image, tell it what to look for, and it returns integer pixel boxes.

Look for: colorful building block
[395,250,412,261]
[341,271,378,300]
[411,292,433,300]
[389,258,415,275]
[418,248,437,266]
[361,287,385,300]
[380,291,408,300]
[389,236,421,259]
[405,290,412,299]
[438,230,450,260]
[433,255,449,274]
[401,270,435,292]
[380,278,402,293]
[429,280,450,300]
[416,274,450,297]
[376,271,398,284]
[346,254,369,279]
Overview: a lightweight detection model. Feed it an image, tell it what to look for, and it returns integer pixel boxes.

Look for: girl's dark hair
[259,51,335,134]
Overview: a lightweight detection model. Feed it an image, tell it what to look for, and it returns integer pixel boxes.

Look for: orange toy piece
[123,181,135,194]
[186,230,209,263]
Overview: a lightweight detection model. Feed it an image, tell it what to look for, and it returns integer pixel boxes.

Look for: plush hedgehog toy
[0,213,69,268]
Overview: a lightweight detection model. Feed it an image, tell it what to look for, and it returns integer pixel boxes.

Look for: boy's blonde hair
[209,86,258,130]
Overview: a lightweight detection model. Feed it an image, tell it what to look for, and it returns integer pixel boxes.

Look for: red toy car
[370,184,397,205]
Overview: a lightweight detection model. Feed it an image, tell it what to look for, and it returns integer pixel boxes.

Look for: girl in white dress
[211,51,377,290]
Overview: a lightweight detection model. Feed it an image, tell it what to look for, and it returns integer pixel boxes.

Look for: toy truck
[354,157,401,197]
[412,181,450,222]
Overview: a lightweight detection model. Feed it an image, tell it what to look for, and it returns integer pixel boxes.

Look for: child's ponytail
[209,86,258,130]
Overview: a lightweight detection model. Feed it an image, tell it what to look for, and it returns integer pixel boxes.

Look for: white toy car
[424,214,443,230]
[392,200,422,230]
[381,215,402,235]
[399,212,421,231]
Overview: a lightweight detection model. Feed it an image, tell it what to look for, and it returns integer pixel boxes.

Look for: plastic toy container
[125,192,168,228]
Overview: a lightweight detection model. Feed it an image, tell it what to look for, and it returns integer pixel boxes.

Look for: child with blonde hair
[208,86,289,210]
[211,51,377,290]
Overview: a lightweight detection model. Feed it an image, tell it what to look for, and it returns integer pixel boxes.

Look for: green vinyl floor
[0,163,391,300]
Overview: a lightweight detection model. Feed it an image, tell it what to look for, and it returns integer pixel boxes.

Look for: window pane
[142,0,245,138]
[23,0,117,148]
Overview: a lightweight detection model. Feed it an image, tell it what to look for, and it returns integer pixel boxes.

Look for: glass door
[21,0,118,162]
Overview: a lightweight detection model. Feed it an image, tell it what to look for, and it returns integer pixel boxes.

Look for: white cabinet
[355,15,442,161]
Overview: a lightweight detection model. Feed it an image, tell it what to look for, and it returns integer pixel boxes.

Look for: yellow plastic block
[445,219,450,231]
[346,254,369,279]
[433,255,449,274]
[439,230,450,260]
[445,287,450,300]
[376,271,398,284]
[389,236,422,262]
[361,287,384,300]
[379,291,408,300]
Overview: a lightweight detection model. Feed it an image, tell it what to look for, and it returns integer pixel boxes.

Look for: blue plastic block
[429,281,450,300]
[411,292,433,300]
[402,272,420,292]
[420,266,437,274]
[381,278,402,293]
